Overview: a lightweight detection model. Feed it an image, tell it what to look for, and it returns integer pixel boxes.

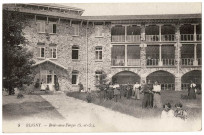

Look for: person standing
[113,81,120,102]
[133,81,141,100]
[153,81,162,108]
[147,80,154,108]
[142,80,153,108]
[188,80,196,99]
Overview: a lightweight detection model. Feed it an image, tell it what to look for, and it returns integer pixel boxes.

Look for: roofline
[20,3,85,12]
[32,59,67,70]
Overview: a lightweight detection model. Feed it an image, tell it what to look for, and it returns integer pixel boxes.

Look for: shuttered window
[73,24,79,36]
[37,21,45,33]
[48,23,57,34]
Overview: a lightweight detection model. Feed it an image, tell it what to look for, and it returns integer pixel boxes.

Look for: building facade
[3,4,202,92]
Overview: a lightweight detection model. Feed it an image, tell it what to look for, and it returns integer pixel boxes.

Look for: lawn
[3,94,64,121]
[67,90,202,120]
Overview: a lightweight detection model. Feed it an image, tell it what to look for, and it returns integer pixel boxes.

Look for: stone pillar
[158,24,162,42]
[175,74,182,91]
[193,24,197,41]
[140,75,147,85]
[158,44,163,66]
[140,24,145,41]
[193,43,198,66]
[140,43,147,67]
[125,25,127,42]
[125,44,127,66]
[174,43,182,71]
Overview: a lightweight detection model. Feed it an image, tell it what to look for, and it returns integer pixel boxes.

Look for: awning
[32,59,67,70]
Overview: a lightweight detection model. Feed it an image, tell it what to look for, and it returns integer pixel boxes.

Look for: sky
[61,3,202,16]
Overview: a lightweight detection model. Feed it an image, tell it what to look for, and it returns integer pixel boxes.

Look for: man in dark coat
[142,80,153,108]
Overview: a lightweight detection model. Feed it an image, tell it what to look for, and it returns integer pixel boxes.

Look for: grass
[3,94,64,121]
[67,90,202,120]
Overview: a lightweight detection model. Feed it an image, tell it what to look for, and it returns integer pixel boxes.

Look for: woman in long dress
[133,81,141,100]
[153,81,162,108]
[188,81,196,99]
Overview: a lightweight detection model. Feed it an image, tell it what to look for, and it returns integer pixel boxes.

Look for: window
[95,25,103,37]
[49,47,57,59]
[72,45,79,60]
[48,23,57,34]
[95,46,102,60]
[73,24,79,36]
[95,71,102,84]
[72,70,79,84]
[37,47,45,58]
[37,21,46,33]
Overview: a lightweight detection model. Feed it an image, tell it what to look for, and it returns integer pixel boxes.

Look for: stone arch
[180,68,201,77]
[145,68,176,78]
[112,70,141,84]
[146,70,175,90]
[181,70,201,90]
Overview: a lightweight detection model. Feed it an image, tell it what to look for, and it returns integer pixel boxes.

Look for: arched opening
[112,71,140,84]
[181,70,201,90]
[146,70,175,90]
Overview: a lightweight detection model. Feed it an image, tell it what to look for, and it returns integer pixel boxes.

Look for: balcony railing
[146,59,159,66]
[127,59,140,66]
[126,35,141,42]
[181,58,194,66]
[161,83,175,90]
[112,59,125,66]
[146,35,159,42]
[198,58,202,65]
[197,34,202,41]
[111,35,125,42]
[180,34,194,41]
[181,83,189,91]
[161,34,175,41]
[162,59,175,66]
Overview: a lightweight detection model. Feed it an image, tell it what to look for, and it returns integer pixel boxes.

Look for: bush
[34,79,40,88]
[17,93,24,99]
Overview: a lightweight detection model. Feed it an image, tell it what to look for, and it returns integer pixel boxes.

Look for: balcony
[162,59,175,66]
[161,34,175,41]
[146,59,159,66]
[126,35,141,43]
[111,59,125,66]
[197,34,202,41]
[181,58,194,66]
[180,34,194,41]
[127,59,140,66]
[111,35,125,42]
[145,35,159,42]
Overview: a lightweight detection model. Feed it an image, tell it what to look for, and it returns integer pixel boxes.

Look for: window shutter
[37,23,41,33]
[37,47,40,57]
[49,48,52,58]
[48,23,53,33]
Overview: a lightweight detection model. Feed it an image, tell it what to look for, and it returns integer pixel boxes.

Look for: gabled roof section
[32,59,67,70]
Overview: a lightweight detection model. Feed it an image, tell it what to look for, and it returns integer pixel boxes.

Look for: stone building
[3,3,202,92]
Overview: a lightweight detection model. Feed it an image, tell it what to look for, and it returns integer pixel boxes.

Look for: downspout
[86,21,88,92]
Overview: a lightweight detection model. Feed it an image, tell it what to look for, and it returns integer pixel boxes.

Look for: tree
[3,9,35,95]
[95,71,109,91]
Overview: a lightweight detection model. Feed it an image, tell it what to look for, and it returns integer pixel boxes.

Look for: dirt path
[40,94,201,132]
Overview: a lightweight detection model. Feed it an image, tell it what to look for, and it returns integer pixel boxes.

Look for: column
[158,24,162,42]
[175,24,181,73]
[125,25,127,42]
[125,44,127,66]
[158,44,163,66]
[193,43,198,66]
[140,75,147,85]
[193,24,197,41]
[175,74,182,91]
[140,43,147,67]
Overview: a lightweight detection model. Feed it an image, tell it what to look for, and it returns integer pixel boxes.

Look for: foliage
[34,79,40,88]
[17,93,24,99]
[3,9,35,95]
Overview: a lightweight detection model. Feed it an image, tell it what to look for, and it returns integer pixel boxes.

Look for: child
[161,103,175,119]
[174,103,187,120]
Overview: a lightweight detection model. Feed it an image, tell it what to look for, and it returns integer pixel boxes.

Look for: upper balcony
[111,24,201,43]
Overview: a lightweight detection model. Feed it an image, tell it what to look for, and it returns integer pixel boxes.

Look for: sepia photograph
[1,1,202,133]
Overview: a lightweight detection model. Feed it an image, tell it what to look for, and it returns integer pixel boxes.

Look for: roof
[32,59,67,70]
[82,14,201,21]
[24,3,84,12]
